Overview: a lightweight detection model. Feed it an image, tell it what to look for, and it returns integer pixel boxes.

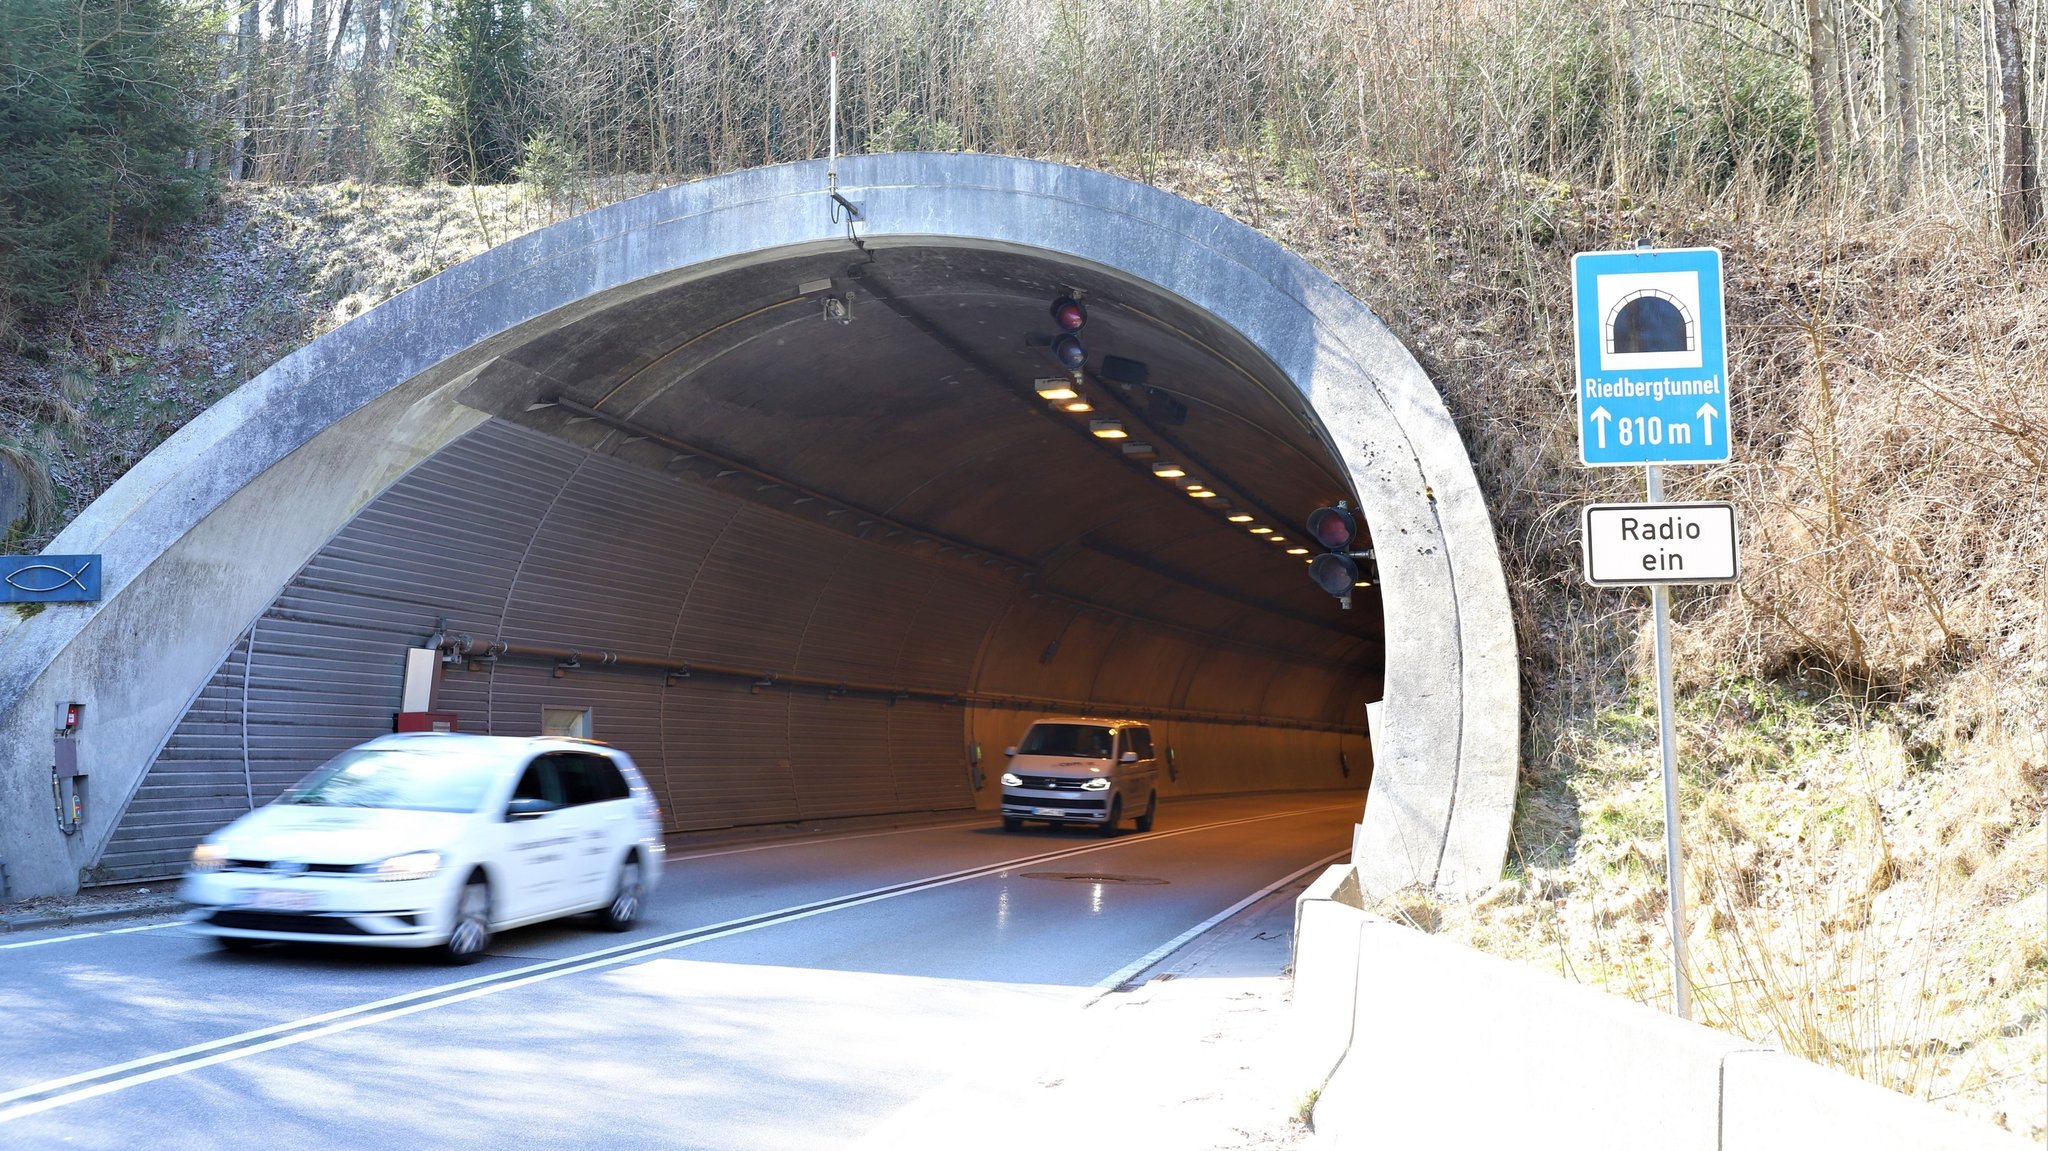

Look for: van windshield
[1017,724,1114,759]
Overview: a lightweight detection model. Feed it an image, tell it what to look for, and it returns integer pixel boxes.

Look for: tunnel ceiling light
[1287,547,1310,555]
[1151,462,1185,479]
[1187,489,1217,499]
[1227,514,1254,523]
[1034,378,1079,402]
[1266,534,1288,543]
[1249,526,1273,534]
[1120,442,1158,461]
[1062,398,1094,412]
[1089,419,1127,440]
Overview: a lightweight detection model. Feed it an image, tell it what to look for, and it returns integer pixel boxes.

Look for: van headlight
[1081,777,1111,791]
[365,850,443,881]
[1000,772,1022,787]
[190,842,227,873]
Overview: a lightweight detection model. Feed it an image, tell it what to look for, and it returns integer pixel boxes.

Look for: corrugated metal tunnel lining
[100,241,1382,882]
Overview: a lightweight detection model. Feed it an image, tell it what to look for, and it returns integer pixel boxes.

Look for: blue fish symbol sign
[0,555,102,603]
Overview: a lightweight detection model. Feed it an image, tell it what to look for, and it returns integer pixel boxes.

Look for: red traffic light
[1053,333,1086,371]
[1309,552,1360,597]
[1307,506,1356,551]
[1050,296,1087,332]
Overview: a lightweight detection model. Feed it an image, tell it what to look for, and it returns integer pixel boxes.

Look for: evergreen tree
[0,0,216,329]
[394,0,536,184]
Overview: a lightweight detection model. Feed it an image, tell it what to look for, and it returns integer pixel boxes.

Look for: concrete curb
[0,897,182,933]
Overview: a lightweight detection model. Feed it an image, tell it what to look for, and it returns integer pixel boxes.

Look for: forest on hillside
[1,1,2044,1134]
[1,0,2045,331]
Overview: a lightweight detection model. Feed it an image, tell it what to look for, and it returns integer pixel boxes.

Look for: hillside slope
[1,166,2041,1138]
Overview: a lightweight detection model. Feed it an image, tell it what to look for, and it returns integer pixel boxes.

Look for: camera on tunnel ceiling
[823,291,854,324]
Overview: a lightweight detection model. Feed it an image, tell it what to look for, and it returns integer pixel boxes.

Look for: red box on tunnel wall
[394,711,458,733]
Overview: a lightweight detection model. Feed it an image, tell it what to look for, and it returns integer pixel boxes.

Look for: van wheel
[1099,795,1123,836]
[1135,792,1157,833]
[1002,816,1022,832]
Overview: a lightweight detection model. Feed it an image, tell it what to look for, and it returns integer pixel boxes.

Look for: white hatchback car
[181,733,665,963]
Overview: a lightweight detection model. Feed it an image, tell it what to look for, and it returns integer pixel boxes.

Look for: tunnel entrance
[0,155,1515,901]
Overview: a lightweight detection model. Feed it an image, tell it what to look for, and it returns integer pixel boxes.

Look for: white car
[181,733,666,963]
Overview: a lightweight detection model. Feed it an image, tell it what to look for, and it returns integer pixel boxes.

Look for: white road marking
[0,922,177,950]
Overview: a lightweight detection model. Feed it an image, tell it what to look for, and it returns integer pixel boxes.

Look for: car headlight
[365,850,443,882]
[1081,777,1111,791]
[190,843,227,873]
[1000,772,1022,787]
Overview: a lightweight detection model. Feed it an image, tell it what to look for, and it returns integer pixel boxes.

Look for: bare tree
[1893,0,1922,203]
[1990,0,2040,248]
[1806,0,1838,171]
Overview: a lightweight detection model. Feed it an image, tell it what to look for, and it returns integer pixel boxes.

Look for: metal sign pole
[1644,464,1692,1019]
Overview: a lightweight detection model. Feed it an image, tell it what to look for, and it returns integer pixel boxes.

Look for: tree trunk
[1992,0,2041,248]
[1892,0,1920,204]
[232,0,257,179]
[1805,0,1837,171]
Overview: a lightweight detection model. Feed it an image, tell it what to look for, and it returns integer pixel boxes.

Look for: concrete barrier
[1295,866,2030,1150]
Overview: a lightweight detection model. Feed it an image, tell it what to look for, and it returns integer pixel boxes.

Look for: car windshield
[1017,724,1114,759]
[280,747,500,813]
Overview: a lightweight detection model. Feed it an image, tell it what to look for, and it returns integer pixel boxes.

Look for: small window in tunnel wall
[542,707,592,739]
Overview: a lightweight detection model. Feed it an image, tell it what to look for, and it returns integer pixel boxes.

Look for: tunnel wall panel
[104,407,1371,884]
[663,678,798,830]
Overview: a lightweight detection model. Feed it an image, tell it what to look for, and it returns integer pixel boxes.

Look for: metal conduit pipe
[439,637,1361,736]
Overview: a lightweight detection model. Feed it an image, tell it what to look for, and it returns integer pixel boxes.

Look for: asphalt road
[0,792,1361,1151]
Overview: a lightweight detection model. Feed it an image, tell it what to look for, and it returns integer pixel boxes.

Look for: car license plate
[247,889,314,912]
[1035,808,1063,817]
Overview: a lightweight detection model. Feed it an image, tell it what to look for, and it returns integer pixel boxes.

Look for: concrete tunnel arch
[0,154,1517,901]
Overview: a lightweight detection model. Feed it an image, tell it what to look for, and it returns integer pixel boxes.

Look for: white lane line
[1087,849,1350,995]
[0,803,1351,1124]
[0,922,177,950]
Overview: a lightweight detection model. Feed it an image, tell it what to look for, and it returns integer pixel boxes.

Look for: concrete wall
[1291,866,2031,1151]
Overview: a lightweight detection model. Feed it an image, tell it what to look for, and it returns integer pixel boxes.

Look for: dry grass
[1122,152,2045,1137]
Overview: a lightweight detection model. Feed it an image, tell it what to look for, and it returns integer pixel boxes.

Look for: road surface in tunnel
[0,791,1360,1150]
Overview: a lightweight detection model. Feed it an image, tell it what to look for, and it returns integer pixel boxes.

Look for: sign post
[1572,245,1734,1021]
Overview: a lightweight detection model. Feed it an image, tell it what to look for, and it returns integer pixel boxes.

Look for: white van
[998,717,1160,835]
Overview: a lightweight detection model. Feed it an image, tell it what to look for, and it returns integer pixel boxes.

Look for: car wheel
[439,874,492,965]
[598,856,644,933]
[1099,795,1123,836]
[216,935,261,954]
[1002,816,1022,832]
[1135,791,1157,833]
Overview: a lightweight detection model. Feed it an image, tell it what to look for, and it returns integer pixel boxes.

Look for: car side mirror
[1120,751,1138,763]
[1004,746,1017,758]
[506,796,557,821]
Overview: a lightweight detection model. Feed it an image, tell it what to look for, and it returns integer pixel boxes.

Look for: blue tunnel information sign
[1572,247,1730,467]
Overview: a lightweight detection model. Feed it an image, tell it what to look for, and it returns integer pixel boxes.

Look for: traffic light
[1306,501,1376,606]
[1049,295,1087,371]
